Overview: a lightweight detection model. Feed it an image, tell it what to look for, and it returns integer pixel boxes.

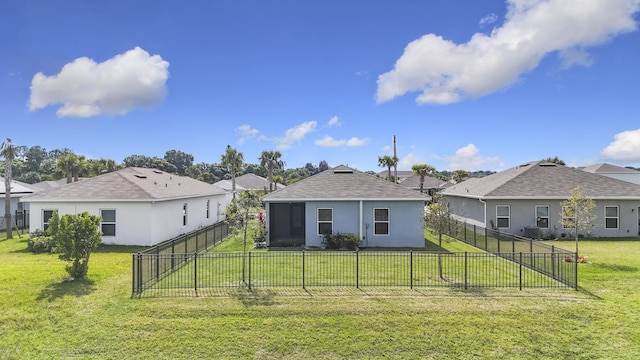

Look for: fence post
[302,250,305,289]
[484,227,488,251]
[356,251,359,289]
[473,225,477,247]
[137,253,142,294]
[248,252,252,290]
[519,252,523,290]
[132,254,136,296]
[194,252,198,293]
[574,251,579,291]
[551,245,556,280]
[410,250,413,289]
[464,252,468,290]
[155,246,160,280]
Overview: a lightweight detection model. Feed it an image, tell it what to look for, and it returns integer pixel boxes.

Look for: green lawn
[1,231,640,359]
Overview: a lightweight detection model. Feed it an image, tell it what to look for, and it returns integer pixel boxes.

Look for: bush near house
[322,232,361,250]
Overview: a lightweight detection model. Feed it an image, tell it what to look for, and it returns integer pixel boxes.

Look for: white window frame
[42,209,56,231]
[183,203,188,226]
[206,200,210,219]
[100,209,116,236]
[535,205,550,229]
[496,205,510,229]
[317,208,333,235]
[373,208,390,236]
[604,206,619,229]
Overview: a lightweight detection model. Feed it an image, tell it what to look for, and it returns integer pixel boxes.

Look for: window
[374,208,390,235]
[535,205,549,228]
[183,203,188,226]
[101,209,116,236]
[317,208,333,235]
[496,205,510,228]
[605,206,619,229]
[206,200,210,219]
[562,206,575,229]
[43,210,55,231]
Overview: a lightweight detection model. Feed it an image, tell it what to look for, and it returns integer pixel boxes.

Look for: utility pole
[393,135,398,184]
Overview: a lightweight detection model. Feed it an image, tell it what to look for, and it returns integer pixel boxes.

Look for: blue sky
[3,0,640,173]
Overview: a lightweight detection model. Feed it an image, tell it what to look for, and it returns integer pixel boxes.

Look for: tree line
[0,142,332,187]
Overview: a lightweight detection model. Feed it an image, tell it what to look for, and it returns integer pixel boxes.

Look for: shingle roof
[264,165,428,201]
[214,173,286,192]
[398,174,446,190]
[582,163,640,174]
[24,167,225,202]
[442,160,640,199]
[0,178,35,195]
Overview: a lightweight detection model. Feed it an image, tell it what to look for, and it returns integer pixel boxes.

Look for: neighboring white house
[214,173,286,203]
[441,161,640,238]
[0,178,35,230]
[581,163,640,185]
[264,166,428,248]
[24,167,228,246]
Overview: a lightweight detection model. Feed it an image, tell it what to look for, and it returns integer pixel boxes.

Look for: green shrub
[322,232,361,250]
[28,230,53,253]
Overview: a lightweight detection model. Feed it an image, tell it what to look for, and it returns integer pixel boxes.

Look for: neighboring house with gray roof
[24,167,227,246]
[214,173,285,202]
[398,174,447,199]
[581,163,640,185]
[441,161,640,238]
[0,178,35,230]
[264,165,428,248]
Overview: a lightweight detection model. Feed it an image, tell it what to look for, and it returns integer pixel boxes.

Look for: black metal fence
[444,220,577,289]
[132,249,575,296]
[132,221,229,292]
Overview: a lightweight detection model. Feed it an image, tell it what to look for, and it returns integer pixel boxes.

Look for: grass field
[1,231,639,359]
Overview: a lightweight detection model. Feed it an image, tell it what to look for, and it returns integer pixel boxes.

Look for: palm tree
[57,153,79,183]
[1,138,17,239]
[259,150,285,192]
[377,155,398,182]
[411,164,436,193]
[221,145,244,198]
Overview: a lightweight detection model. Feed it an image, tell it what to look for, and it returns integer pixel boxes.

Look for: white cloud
[377,0,640,105]
[479,13,498,27]
[274,121,317,150]
[315,136,345,147]
[29,47,169,117]
[346,137,369,146]
[442,144,505,171]
[601,129,640,162]
[328,116,342,127]
[236,124,260,145]
[398,152,425,170]
[315,135,369,147]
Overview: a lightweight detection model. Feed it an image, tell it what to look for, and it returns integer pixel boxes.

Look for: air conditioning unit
[524,226,540,239]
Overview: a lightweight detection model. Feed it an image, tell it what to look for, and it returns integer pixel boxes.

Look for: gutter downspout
[359,200,363,243]
[479,198,487,227]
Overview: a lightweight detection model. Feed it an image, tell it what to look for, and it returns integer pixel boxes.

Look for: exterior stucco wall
[484,199,640,238]
[444,196,485,227]
[28,194,227,246]
[304,200,425,248]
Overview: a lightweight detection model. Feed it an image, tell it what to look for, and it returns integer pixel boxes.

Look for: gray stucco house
[441,160,640,238]
[263,165,428,248]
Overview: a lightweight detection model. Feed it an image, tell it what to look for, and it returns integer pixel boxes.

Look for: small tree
[424,194,452,280]
[560,186,596,256]
[48,211,103,280]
